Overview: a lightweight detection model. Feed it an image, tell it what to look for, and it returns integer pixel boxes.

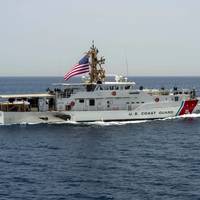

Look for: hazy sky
[0,0,200,76]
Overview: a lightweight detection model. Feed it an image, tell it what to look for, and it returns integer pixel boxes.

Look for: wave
[85,120,148,126]
[159,113,200,121]
[84,113,200,126]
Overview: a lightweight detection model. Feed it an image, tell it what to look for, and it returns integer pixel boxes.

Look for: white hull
[61,102,181,122]
[0,99,198,124]
[0,111,65,125]
[0,110,172,125]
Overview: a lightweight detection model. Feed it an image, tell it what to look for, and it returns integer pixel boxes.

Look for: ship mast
[88,41,106,83]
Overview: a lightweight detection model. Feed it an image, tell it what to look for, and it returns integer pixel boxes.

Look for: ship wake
[160,113,200,121]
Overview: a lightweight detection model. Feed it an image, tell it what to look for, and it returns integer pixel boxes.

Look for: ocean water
[0,77,200,200]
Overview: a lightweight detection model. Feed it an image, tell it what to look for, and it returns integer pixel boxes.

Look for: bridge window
[125,86,130,90]
[115,86,119,90]
[89,99,95,106]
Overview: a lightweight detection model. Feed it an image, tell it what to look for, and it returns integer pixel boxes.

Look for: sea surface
[0,76,200,200]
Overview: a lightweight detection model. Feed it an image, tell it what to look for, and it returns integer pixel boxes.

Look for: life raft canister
[155,97,159,102]
[112,91,117,96]
[70,101,75,106]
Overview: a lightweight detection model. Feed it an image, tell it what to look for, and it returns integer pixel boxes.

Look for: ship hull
[0,110,173,124]
[61,108,177,122]
[0,99,198,124]
[60,99,198,122]
[0,111,65,125]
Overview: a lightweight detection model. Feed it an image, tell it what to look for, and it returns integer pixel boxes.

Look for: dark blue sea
[0,76,200,200]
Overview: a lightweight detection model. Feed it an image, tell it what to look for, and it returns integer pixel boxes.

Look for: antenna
[92,40,95,49]
[125,52,129,77]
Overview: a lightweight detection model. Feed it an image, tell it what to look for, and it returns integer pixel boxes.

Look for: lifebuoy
[155,97,159,102]
[112,91,116,96]
[70,101,75,106]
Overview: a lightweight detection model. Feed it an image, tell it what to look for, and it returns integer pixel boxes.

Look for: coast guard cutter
[0,43,199,124]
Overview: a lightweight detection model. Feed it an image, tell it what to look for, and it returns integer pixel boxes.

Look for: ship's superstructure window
[94,84,134,91]
[79,99,84,103]
[129,91,140,95]
[86,84,96,92]
[175,96,179,101]
[89,99,95,106]
[8,98,15,103]
[128,105,132,111]
[125,86,130,90]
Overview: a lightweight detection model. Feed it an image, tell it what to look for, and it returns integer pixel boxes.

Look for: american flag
[64,55,90,81]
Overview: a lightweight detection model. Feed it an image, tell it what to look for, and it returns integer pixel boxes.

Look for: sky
[0,0,200,76]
